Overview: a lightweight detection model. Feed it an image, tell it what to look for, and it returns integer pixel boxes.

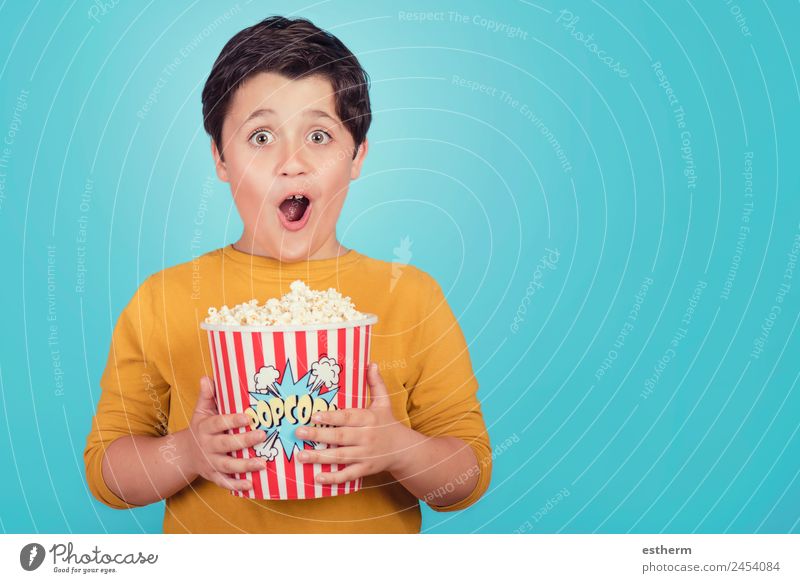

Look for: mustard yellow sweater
[84,245,491,533]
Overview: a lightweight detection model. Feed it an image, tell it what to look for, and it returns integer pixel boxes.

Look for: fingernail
[296,427,307,436]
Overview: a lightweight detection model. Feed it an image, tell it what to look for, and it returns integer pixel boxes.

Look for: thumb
[194,376,219,417]
[366,363,390,408]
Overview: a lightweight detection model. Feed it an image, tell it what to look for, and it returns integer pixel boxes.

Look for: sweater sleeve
[405,273,492,513]
[83,276,171,510]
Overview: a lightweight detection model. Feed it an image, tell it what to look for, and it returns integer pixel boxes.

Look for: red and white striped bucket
[200,314,377,500]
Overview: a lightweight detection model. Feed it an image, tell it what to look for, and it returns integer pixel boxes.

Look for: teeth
[287,194,306,201]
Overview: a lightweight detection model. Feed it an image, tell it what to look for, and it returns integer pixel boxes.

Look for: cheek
[228,159,273,210]
[229,181,275,227]
[319,157,354,199]
[314,175,350,220]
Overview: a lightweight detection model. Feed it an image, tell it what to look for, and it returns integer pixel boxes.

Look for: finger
[298,446,362,465]
[210,471,253,492]
[205,412,252,434]
[211,429,267,453]
[194,376,219,416]
[296,425,358,446]
[366,363,391,408]
[215,453,266,475]
[315,463,368,485]
[312,407,371,428]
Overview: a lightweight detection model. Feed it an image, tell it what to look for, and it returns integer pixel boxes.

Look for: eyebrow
[243,108,338,125]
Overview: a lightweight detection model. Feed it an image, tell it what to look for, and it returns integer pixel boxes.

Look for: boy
[84,15,491,533]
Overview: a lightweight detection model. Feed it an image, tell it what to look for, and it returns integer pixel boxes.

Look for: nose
[276,139,310,177]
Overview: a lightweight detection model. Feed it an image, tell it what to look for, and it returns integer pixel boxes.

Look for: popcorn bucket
[200,315,377,500]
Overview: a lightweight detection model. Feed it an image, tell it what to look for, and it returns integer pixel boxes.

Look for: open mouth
[277,193,312,231]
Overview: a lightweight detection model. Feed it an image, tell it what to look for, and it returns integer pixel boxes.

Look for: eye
[308,129,332,145]
[249,129,274,147]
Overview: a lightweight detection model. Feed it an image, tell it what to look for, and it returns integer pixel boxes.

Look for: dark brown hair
[201,16,371,159]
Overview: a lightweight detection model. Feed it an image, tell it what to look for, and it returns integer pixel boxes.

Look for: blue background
[1,0,798,534]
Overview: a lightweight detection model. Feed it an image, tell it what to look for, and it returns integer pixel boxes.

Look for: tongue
[279,197,309,222]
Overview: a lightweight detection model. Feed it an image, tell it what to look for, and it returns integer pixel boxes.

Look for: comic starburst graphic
[248,359,338,461]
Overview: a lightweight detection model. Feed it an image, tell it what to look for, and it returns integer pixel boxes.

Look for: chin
[275,240,318,261]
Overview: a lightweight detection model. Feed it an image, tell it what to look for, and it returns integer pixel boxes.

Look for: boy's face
[212,72,368,261]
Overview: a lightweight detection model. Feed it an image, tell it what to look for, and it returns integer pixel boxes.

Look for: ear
[211,140,229,183]
[349,137,368,180]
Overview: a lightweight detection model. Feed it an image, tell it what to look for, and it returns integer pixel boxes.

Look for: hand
[294,362,411,484]
[185,376,267,491]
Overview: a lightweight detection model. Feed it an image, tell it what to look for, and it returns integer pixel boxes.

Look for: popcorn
[204,280,366,326]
